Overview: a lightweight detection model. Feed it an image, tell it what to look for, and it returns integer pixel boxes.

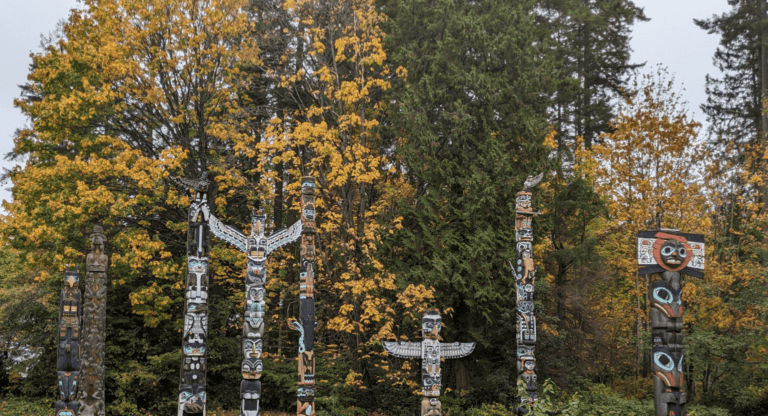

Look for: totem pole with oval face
[383,311,476,416]
[208,193,303,416]
[638,230,705,416]
[507,173,543,408]
[173,174,213,416]
[288,177,318,416]
[56,265,82,416]
[78,226,108,416]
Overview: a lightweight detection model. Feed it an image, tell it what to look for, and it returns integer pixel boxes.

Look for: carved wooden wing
[209,214,247,253]
[440,342,476,359]
[382,341,422,359]
[267,220,303,254]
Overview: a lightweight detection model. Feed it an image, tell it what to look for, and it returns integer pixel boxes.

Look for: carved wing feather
[267,220,303,254]
[440,342,476,359]
[382,341,422,359]
[209,214,247,253]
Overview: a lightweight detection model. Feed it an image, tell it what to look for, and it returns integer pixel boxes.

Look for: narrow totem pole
[288,177,317,416]
[508,173,543,408]
[78,226,108,416]
[383,311,476,416]
[638,230,705,416]
[209,203,302,416]
[56,265,82,416]
[174,174,212,416]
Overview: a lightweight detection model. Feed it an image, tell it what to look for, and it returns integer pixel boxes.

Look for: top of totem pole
[89,225,107,246]
[250,208,267,239]
[64,264,80,288]
[422,311,441,340]
[522,172,544,192]
[637,229,705,278]
[301,176,316,194]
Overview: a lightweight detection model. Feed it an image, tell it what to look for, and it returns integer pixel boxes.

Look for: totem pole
[638,230,705,416]
[208,197,303,416]
[78,226,108,416]
[173,174,212,416]
[508,173,543,409]
[383,311,476,416]
[56,265,82,416]
[288,177,317,416]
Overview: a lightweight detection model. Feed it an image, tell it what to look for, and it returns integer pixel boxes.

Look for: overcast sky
[0,0,734,210]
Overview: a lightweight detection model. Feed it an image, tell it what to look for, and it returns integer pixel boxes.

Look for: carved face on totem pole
[57,371,79,401]
[241,379,262,416]
[421,397,442,416]
[243,338,263,358]
[241,357,263,379]
[422,311,441,340]
[652,347,684,389]
[55,401,79,416]
[246,260,266,286]
[178,383,206,413]
[638,231,705,278]
[650,281,683,319]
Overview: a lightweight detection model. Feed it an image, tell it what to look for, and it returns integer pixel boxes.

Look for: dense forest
[0,0,766,415]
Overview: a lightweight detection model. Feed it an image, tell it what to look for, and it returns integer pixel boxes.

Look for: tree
[2,0,260,412]
[378,0,558,401]
[541,0,648,150]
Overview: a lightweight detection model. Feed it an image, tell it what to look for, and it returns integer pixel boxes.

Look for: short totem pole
[508,173,543,408]
[56,265,82,416]
[78,226,108,416]
[383,311,476,416]
[638,230,705,416]
[174,174,212,416]
[288,177,317,416]
[208,199,302,416]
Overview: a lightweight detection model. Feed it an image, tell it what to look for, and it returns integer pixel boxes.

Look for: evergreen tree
[379,0,557,400]
[542,0,647,150]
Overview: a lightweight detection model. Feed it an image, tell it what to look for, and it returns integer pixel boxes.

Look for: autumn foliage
[0,1,766,415]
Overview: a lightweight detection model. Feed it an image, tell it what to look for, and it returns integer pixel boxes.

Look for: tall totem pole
[78,226,108,416]
[208,199,303,416]
[56,265,82,416]
[638,230,705,416]
[288,177,317,416]
[508,173,543,409]
[174,174,212,416]
[383,311,476,416]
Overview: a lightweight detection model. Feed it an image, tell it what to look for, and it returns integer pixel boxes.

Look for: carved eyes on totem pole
[652,348,684,388]
[650,281,683,318]
[659,240,687,268]
[637,231,705,278]
[517,194,532,210]
[241,357,263,379]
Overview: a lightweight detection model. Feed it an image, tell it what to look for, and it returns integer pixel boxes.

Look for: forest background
[0,0,766,415]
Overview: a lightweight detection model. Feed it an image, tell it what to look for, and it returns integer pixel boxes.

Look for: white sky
[0,0,734,210]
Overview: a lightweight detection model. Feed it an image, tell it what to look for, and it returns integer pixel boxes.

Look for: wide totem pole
[208,194,303,416]
[383,311,476,416]
[638,230,705,416]
[78,226,108,416]
[508,173,543,409]
[56,266,82,416]
[174,174,212,416]
[288,177,317,416]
